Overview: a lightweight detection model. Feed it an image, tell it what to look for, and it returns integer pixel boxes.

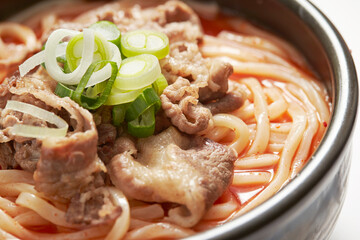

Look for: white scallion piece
[5,100,68,139]
[19,42,69,77]
[114,54,161,91]
[44,28,95,85]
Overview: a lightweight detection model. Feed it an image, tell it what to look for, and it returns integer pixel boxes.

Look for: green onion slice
[127,106,155,138]
[105,87,144,106]
[121,30,169,59]
[114,54,161,91]
[66,32,110,72]
[152,74,168,96]
[55,60,118,110]
[112,104,127,127]
[90,21,121,48]
[125,87,161,122]
[5,100,68,139]
[45,29,94,85]
[86,81,107,98]
[55,83,98,106]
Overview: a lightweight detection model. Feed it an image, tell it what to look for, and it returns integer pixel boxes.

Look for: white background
[309,0,360,239]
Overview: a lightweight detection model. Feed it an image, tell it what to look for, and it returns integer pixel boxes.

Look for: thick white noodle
[15,192,81,229]
[233,102,307,216]
[203,191,238,221]
[105,187,130,240]
[243,78,270,155]
[235,154,280,169]
[232,171,272,186]
[287,85,319,177]
[202,35,292,68]
[210,114,250,154]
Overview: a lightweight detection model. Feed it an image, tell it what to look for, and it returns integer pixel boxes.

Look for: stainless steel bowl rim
[186,0,358,239]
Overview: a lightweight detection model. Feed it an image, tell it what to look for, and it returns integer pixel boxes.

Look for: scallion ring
[44,28,95,85]
[127,106,155,138]
[105,87,145,106]
[152,74,168,96]
[121,29,169,59]
[125,87,161,122]
[19,41,69,77]
[112,104,127,127]
[66,31,110,72]
[114,54,161,91]
[55,60,118,110]
[5,100,68,139]
[90,21,121,48]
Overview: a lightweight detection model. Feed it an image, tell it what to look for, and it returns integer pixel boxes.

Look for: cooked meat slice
[97,123,117,146]
[155,109,172,133]
[160,41,209,86]
[98,135,138,165]
[43,0,203,43]
[13,140,40,172]
[0,75,104,202]
[108,127,236,227]
[161,43,236,113]
[66,187,122,225]
[0,84,12,109]
[161,0,198,24]
[33,95,102,201]
[0,142,15,170]
[97,123,117,164]
[198,60,234,102]
[205,91,247,115]
[160,77,211,134]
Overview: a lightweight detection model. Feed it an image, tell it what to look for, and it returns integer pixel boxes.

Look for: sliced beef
[13,140,40,172]
[0,74,104,202]
[97,123,118,164]
[44,1,202,44]
[98,135,137,165]
[160,77,211,134]
[160,41,209,86]
[205,92,247,115]
[66,187,122,225]
[97,124,117,146]
[198,60,233,102]
[108,127,236,227]
[0,142,15,170]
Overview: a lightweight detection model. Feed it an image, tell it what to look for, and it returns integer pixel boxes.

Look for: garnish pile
[19,21,170,138]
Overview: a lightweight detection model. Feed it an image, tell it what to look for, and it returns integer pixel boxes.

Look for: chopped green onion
[56,55,71,74]
[55,83,97,106]
[86,81,107,98]
[45,29,94,85]
[112,104,127,127]
[152,74,168,95]
[90,21,121,48]
[105,87,145,106]
[5,100,68,139]
[125,87,161,122]
[55,60,118,110]
[121,30,169,59]
[127,106,155,138]
[66,32,110,72]
[114,54,161,91]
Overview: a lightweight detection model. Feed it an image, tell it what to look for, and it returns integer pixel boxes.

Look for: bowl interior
[0,0,358,239]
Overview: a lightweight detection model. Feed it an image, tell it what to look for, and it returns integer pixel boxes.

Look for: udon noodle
[0,1,330,239]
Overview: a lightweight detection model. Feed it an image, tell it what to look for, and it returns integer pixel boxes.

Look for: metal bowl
[187,0,358,239]
[1,0,358,239]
